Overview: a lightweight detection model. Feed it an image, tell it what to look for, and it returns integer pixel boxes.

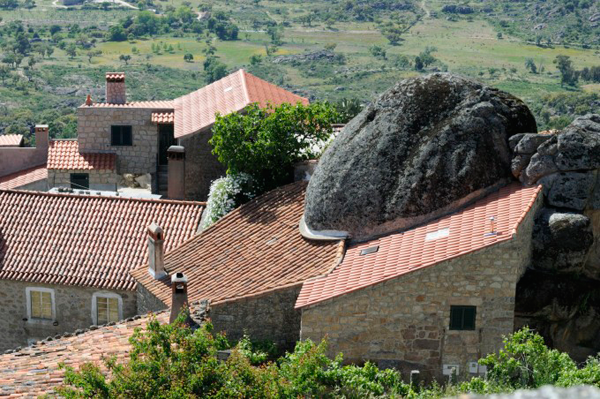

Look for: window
[449,306,476,331]
[26,287,55,322]
[111,125,133,146]
[70,173,89,190]
[92,292,122,325]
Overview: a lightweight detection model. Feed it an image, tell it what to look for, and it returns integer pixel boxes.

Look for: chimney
[170,272,191,324]
[167,145,185,200]
[147,223,165,279]
[105,72,126,104]
[34,124,49,150]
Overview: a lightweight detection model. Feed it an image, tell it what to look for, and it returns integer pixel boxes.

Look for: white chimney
[105,72,126,104]
[147,223,165,279]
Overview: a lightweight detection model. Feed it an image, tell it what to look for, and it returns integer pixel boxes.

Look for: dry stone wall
[0,280,137,352]
[77,107,159,175]
[300,194,540,381]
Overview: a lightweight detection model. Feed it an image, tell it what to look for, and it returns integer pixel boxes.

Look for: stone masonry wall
[180,128,226,201]
[136,281,169,315]
[300,193,541,381]
[77,107,159,175]
[0,280,137,351]
[48,169,118,191]
[210,286,302,351]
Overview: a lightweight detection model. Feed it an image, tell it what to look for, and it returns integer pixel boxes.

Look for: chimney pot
[85,94,93,106]
[34,124,49,150]
[170,272,191,324]
[147,223,165,279]
[105,72,126,104]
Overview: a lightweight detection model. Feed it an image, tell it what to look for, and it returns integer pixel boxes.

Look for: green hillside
[0,0,599,141]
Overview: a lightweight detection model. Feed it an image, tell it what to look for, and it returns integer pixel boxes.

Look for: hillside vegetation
[0,0,599,141]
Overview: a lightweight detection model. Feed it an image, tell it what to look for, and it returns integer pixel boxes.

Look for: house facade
[0,190,204,351]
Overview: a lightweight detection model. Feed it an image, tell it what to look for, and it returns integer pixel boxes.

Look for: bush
[201,173,258,229]
[210,102,339,191]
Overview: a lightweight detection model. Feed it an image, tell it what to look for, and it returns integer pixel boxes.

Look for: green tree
[369,45,386,60]
[525,58,537,74]
[267,24,283,45]
[106,25,127,42]
[86,50,102,63]
[0,65,10,83]
[554,55,578,87]
[414,55,424,71]
[183,52,194,62]
[65,43,77,59]
[210,102,339,190]
[119,54,132,65]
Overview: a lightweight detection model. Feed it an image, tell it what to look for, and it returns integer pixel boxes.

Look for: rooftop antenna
[484,216,498,237]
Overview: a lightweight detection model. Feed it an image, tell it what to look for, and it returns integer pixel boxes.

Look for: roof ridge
[0,189,207,206]
[239,69,251,104]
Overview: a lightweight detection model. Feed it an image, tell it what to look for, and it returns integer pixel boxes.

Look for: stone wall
[0,280,137,351]
[48,169,118,191]
[210,286,302,351]
[179,128,226,201]
[300,193,541,381]
[0,127,48,178]
[77,107,159,175]
[136,281,168,315]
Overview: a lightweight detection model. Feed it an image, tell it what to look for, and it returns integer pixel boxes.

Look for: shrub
[200,173,258,229]
[210,102,339,191]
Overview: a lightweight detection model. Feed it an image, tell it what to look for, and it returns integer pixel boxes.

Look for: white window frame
[91,292,123,325]
[25,287,56,323]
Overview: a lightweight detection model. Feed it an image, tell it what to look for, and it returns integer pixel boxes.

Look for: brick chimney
[170,272,192,324]
[105,72,126,104]
[167,145,185,200]
[147,223,165,279]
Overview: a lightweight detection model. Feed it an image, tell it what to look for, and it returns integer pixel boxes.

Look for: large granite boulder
[531,208,593,272]
[304,73,537,240]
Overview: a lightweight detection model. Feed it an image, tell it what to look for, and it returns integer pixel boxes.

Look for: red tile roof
[173,69,309,139]
[0,134,23,147]
[105,72,125,81]
[47,140,116,171]
[0,312,169,397]
[0,165,47,190]
[151,111,175,124]
[81,100,175,109]
[131,182,344,307]
[296,183,543,308]
[0,191,204,291]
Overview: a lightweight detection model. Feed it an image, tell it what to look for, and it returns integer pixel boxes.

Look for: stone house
[0,189,204,351]
[132,182,542,381]
[71,70,308,200]
[0,182,542,393]
[0,125,49,187]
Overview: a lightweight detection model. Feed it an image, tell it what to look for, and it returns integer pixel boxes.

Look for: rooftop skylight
[425,228,450,241]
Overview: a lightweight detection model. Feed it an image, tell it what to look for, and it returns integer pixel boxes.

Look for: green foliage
[554,55,578,87]
[210,102,339,190]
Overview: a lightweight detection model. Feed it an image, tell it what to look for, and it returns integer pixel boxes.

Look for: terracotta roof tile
[105,72,125,81]
[0,312,168,397]
[0,134,23,147]
[296,183,543,308]
[151,112,175,124]
[173,69,309,139]
[0,165,47,190]
[132,182,343,307]
[0,191,204,291]
[47,140,116,171]
[81,100,175,109]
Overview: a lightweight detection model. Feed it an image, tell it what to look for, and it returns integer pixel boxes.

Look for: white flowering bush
[201,173,258,229]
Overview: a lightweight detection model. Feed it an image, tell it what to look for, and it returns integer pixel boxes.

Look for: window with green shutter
[449,306,476,330]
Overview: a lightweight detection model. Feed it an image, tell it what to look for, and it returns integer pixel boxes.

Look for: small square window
[93,294,122,325]
[111,125,132,146]
[27,288,54,320]
[449,306,476,330]
[70,173,89,190]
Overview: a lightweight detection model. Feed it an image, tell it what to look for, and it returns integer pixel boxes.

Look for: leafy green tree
[65,43,77,59]
[119,54,131,65]
[210,102,339,190]
[267,24,283,45]
[554,55,578,87]
[419,46,437,67]
[183,52,194,62]
[414,55,424,71]
[86,50,102,63]
[525,58,537,74]
[0,65,10,83]
[249,54,262,65]
[107,25,127,42]
[369,45,386,60]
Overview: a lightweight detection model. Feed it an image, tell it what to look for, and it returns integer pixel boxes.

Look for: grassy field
[0,0,599,136]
